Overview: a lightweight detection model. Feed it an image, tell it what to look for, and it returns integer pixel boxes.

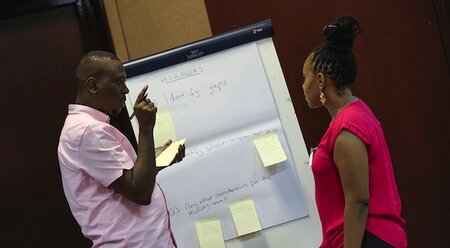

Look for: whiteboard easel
[124,20,322,248]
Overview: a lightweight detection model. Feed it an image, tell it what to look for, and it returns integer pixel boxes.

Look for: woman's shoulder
[330,100,381,145]
[339,100,380,126]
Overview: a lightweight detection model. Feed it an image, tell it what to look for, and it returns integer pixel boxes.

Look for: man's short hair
[75,50,120,89]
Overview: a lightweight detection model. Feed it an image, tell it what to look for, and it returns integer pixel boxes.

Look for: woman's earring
[319,83,326,104]
[320,91,326,104]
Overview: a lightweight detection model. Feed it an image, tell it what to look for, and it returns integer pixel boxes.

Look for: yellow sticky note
[154,109,177,148]
[156,139,186,167]
[229,198,262,236]
[195,217,226,248]
[253,132,287,167]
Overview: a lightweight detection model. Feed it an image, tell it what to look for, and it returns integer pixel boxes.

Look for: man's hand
[156,140,173,157]
[134,85,157,133]
[171,142,185,165]
[156,139,186,166]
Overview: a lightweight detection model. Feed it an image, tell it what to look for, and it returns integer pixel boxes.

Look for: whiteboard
[124,21,321,248]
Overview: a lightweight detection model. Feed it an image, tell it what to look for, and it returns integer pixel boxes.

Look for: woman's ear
[86,77,98,94]
[317,72,325,89]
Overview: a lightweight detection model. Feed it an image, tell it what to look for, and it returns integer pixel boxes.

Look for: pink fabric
[312,100,407,248]
[58,104,176,248]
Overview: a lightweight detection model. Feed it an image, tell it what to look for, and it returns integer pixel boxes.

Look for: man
[58,50,184,247]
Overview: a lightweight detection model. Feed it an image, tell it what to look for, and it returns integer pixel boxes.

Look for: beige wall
[103,0,212,62]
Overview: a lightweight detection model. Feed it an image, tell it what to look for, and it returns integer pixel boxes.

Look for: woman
[302,16,407,247]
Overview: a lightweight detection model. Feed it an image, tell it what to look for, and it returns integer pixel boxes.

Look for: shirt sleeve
[339,121,371,145]
[78,123,135,187]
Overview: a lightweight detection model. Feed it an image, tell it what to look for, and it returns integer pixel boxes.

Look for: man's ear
[86,77,98,93]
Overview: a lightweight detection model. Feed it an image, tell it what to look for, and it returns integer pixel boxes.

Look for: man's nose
[123,85,130,94]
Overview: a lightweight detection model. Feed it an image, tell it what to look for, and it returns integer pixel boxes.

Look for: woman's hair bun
[323,16,361,52]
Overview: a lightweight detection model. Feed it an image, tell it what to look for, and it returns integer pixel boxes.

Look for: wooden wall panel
[104,0,212,61]
[0,1,117,246]
[205,0,449,247]
[0,7,90,246]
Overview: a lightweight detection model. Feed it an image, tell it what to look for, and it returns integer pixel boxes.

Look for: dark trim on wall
[432,0,450,72]
[0,0,76,19]
[76,0,115,52]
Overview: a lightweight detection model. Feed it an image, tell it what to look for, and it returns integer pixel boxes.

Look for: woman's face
[302,54,321,108]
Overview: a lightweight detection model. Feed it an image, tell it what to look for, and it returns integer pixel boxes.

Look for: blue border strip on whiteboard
[124,19,274,78]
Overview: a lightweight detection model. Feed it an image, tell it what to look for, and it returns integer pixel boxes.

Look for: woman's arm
[334,130,370,248]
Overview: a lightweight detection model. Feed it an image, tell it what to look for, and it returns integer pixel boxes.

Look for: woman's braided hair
[312,16,361,91]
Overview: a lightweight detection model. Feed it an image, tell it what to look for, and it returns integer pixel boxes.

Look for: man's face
[95,59,129,116]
